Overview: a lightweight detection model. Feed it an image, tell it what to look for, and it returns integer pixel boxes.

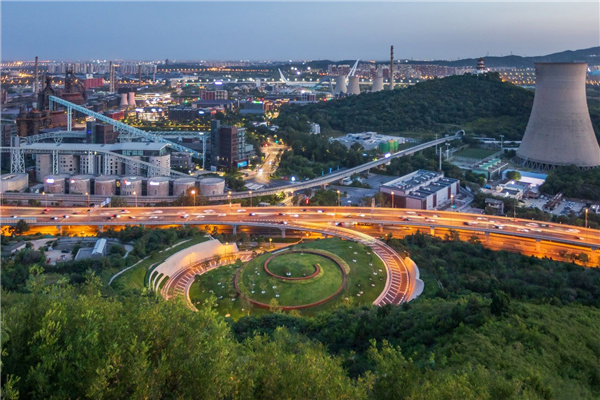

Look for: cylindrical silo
[120,93,129,107]
[146,176,170,197]
[128,91,136,107]
[516,63,600,169]
[334,75,347,94]
[372,77,384,92]
[199,177,225,196]
[120,176,142,196]
[173,177,197,197]
[94,176,117,196]
[347,76,360,95]
[43,174,68,194]
[69,174,94,194]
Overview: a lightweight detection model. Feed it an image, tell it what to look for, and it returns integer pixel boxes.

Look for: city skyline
[1,1,598,61]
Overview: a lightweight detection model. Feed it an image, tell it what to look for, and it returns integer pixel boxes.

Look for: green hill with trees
[276,72,600,142]
[2,231,600,399]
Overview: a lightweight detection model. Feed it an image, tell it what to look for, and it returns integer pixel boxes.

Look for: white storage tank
[120,176,143,196]
[69,174,94,194]
[147,176,170,197]
[43,174,69,194]
[173,177,197,197]
[199,177,225,196]
[94,175,118,196]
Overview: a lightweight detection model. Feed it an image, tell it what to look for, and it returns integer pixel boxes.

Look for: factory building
[171,152,193,169]
[35,154,52,182]
[210,121,247,170]
[379,170,460,210]
[0,173,29,193]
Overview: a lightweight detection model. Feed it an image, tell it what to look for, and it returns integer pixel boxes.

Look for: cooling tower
[128,91,136,107]
[120,93,129,107]
[372,77,384,92]
[347,76,360,95]
[334,75,347,94]
[516,63,600,170]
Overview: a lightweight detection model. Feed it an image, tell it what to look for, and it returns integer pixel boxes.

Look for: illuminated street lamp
[269,237,273,249]
[42,191,47,208]
[85,192,90,208]
[133,191,138,208]
[451,194,454,209]
[249,190,253,207]
[584,208,588,229]
[190,189,196,207]
[391,191,394,208]
[337,190,340,207]
[228,191,232,208]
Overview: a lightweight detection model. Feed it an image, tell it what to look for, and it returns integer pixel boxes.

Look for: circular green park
[189,238,387,319]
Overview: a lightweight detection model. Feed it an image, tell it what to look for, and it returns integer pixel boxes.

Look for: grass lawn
[189,238,387,319]
[238,252,343,306]
[454,147,499,159]
[266,252,321,278]
[110,235,209,294]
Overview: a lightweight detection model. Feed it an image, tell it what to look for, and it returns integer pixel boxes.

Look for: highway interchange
[2,205,598,305]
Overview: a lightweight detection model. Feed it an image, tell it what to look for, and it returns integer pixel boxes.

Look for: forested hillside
[3,233,599,399]
[276,72,600,142]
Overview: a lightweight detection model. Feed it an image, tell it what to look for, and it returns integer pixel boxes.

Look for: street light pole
[85,192,90,208]
[249,190,253,207]
[337,190,340,207]
[228,191,232,208]
[584,208,588,229]
[191,189,196,207]
[391,191,394,208]
[133,191,138,208]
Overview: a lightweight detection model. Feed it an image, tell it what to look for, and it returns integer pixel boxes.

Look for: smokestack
[120,93,129,107]
[516,62,600,170]
[109,61,115,93]
[347,76,360,95]
[389,45,394,90]
[34,56,39,96]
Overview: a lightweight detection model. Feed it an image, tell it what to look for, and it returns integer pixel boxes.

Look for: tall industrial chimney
[109,61,115,93]
[516,63,600,170]
[34,56,39,96]
[388,45,394,90]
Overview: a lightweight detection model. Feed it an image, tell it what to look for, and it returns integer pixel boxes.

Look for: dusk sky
[1,1,598,61]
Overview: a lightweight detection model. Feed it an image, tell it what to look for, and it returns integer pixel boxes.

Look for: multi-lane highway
[3,205,598,304]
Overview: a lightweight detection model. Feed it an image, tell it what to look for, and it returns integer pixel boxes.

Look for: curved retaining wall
[151,239,238,291]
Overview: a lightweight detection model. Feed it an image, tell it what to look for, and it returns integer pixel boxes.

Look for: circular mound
[263,252,321,280]
[234,249,347,310]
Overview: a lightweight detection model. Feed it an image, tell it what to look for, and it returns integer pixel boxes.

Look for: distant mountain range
[294,47,600,70]
[405,47,600,68]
